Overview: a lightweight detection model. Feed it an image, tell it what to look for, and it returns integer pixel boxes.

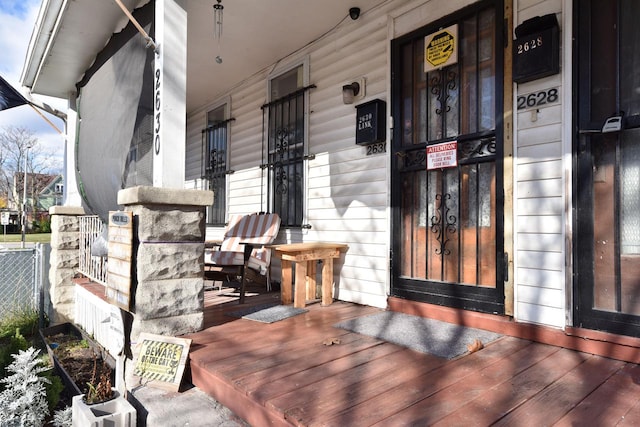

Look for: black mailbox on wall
[513,14,560,84]
[355,99,386,145]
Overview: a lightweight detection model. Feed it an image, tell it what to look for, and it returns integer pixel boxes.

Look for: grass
[1,233,51,243]
[0,306,40,339]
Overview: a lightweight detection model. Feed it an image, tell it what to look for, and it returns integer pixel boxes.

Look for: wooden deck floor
[185,284,640,426]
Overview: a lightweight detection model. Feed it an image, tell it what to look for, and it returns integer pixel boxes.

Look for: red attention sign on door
[427,141,458,170]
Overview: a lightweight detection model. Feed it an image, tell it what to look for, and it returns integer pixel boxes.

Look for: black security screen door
[391,0,505,314]
[575,0,640,337]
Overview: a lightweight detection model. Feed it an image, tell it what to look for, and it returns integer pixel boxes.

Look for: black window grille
[262,85,314,227]
[201,119,232,225]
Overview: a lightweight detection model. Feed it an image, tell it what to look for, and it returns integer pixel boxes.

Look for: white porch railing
[78,215,108,285]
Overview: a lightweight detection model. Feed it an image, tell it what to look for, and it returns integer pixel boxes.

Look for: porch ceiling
[22,0,371,114]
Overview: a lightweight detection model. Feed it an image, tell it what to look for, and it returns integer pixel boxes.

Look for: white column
[64,96,82,207]
[153,0,187,188]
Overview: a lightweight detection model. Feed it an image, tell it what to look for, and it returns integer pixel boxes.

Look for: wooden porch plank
[491,354,626,427]
[217,332,381,383]
[189,362,293,427]
[308,336,531,427]
[191,290,640,427]
[374,341,560,426]
[233,334,390,393]
[618,394,640,426]
[249,341,405,406]
[554,363,640,426]
[201,321,356,378]
[428,347,588,427]
[275,347,445,424]
[190,302,378,367]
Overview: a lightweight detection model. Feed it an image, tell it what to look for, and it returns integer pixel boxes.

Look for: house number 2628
[516,36,543,54]
[517,88,559,110]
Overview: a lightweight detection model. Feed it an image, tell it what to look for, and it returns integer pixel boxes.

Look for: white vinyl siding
[185,4,392,308]
[513,0,566,328]
[185,0,574,320]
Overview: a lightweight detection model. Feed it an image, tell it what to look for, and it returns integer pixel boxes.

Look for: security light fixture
[349,7,361,20]
[342,82,360,104]
[342,78,365,104]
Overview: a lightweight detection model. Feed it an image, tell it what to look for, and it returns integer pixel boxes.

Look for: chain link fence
[0,244,50,324]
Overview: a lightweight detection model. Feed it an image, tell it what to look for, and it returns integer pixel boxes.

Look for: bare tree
[0,126,61,226]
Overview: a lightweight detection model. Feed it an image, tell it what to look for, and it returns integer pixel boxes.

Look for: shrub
[0,306,39,340]
[41,364,64,413]
[0,329,29,381]
[52,406,72,427]
[32,218,51,233]
[0,347,50,426]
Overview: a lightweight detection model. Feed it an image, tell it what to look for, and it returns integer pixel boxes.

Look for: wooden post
[322,258,334,306]
[295,261,307,308]
[281,260,293,305]
[307,260,317,301]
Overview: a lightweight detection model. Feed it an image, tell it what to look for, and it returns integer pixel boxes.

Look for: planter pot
[39,322,116,397]
[72,389,137,427]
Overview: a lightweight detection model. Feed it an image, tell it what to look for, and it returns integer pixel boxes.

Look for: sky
[0,0,66,171]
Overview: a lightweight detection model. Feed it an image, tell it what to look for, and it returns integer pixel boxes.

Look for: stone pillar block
[117,186,212,340]
[136,242,204,282]
[134,278,204,319]
[48,206,85,324]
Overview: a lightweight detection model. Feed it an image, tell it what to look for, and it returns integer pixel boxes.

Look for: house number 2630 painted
[366,142,386,155]
[154,68,161,155]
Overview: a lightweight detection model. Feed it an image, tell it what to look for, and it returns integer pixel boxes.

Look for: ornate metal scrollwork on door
[273,127,290,195]
[430,193,457,255]
[430,69,458,116]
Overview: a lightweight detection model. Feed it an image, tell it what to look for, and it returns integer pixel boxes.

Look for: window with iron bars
[202,114,232,225]
[262,85,314,227]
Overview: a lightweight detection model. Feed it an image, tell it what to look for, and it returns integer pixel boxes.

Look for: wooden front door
[391,0,505,314]
[575,0,640,336]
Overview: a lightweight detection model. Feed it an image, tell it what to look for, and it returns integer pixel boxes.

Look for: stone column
[48,206,85,324]
[117,186,213,342]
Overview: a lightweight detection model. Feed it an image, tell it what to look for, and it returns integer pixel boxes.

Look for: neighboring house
[19,0,640,341]
[10,172,63,227]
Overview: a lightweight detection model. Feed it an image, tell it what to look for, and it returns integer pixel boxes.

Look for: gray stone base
[130,312,204,344]
[48,210,84,324]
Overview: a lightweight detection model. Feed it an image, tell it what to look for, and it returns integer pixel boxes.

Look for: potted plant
[83,357,115,404]
[39,322,115,397]
[70,353,136,426]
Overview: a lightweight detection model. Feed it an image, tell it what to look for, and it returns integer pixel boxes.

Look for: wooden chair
[204,212,281,303]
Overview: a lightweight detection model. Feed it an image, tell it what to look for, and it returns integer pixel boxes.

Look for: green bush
[0,329,29,381]
[0,309,63,415]
[0,306,39,340]
[41,365,64,413]
[32,218,52,233]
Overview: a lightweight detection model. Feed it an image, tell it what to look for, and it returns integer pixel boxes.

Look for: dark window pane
[204,105,227,225]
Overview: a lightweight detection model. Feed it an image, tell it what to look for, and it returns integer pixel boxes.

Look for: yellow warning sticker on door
[424,24,458,73]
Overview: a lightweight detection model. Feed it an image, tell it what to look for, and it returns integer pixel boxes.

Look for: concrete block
[130,312,204,342]
[134,278,204,319]
[128,205,205,242]
[136,242,204,281]
[51,215,81,233]
[72,391,136,427]
[50,231,80,250]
